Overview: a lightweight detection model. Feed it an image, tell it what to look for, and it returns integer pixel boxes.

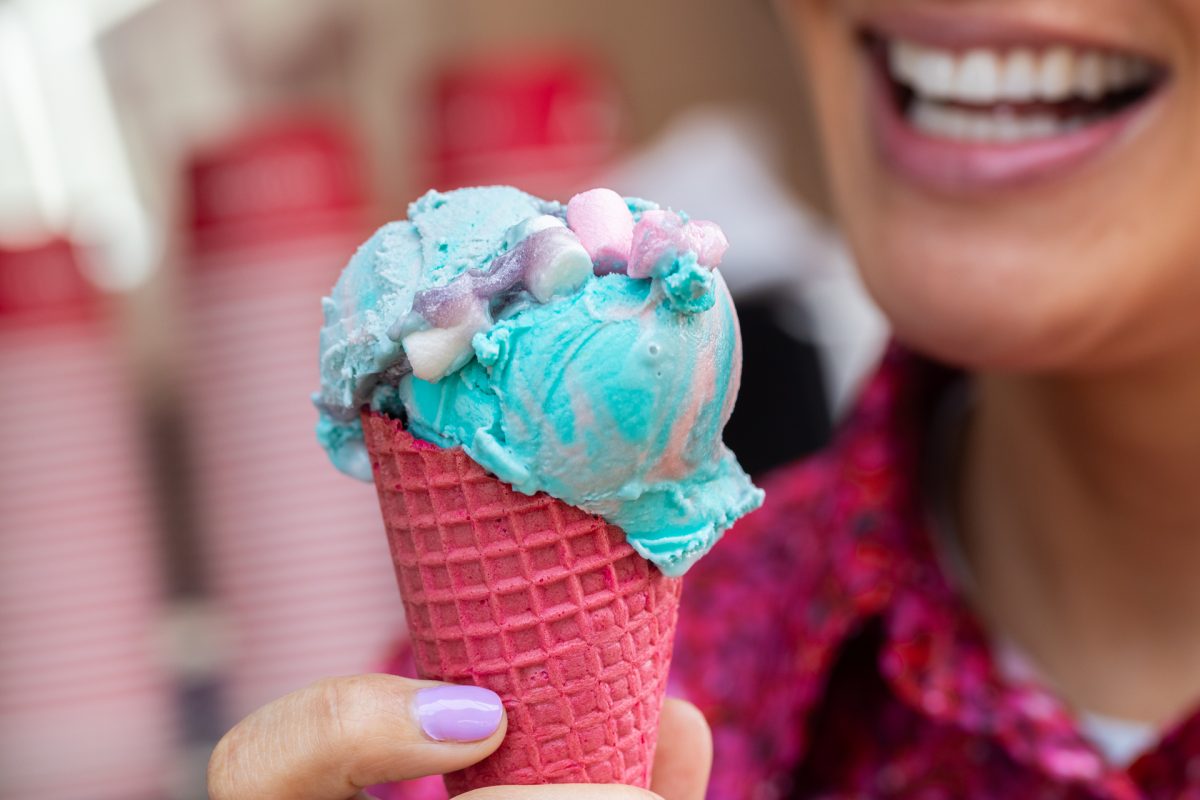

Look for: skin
[207,675,711,800]
[780,0,1200,723]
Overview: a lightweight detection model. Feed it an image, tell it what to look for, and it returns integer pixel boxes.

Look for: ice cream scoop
[316,186,762,575]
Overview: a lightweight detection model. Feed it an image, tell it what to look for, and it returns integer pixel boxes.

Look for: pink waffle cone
[362,411,682,795]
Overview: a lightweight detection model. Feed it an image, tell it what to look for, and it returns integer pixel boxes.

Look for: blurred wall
[357,0,827,216]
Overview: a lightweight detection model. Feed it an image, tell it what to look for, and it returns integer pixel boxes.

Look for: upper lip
[861,8,1165,65]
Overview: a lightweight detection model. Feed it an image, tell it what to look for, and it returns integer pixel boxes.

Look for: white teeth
[956,50,1001,103]
[889,39,1159,144]
[1104,55,1132,89]
[1002,49,1038,102]
[909,100,1097,143]
[921,52,959,98]
[886,39,1156,105]
[1075,51,1106,100]
[1037,46,1075,101]
[893,40,957,98]
[1024,113,1058,138]
[965,111,996,141]
[889,40,917,86]
[993,109,1022,142]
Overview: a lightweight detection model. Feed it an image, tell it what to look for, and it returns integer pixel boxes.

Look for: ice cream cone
[362,410,682,795]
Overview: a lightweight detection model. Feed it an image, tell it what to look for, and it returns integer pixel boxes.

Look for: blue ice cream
[316,186,762,576]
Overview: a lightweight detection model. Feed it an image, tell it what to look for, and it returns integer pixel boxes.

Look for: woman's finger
[649,698,713,800]
[207,674,506,800]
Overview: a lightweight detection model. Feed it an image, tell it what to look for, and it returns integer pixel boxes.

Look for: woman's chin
[851,246,1114,372]
[883,300,1100,373]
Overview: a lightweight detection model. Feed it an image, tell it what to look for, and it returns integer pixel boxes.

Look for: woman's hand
[207,674,712,800]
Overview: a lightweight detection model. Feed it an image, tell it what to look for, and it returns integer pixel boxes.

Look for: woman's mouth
[862,28,1170,191]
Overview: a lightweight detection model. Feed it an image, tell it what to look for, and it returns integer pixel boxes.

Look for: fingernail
[415,685,503,742]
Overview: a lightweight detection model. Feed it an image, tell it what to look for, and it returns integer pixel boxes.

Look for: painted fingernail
[415,685,503,742]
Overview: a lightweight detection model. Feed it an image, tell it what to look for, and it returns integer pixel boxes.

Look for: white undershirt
[925,381,1160,768]
[991,634,1159,767]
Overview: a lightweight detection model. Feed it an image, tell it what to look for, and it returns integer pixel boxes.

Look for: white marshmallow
[504,214,565,249]
[526,234,592,302]
[402,303,491,382]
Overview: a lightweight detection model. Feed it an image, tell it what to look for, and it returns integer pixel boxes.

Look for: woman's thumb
[208,674,506,800]
[649,698,713,800]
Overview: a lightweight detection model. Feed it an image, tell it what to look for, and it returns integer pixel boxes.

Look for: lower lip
[867,55,1164,193]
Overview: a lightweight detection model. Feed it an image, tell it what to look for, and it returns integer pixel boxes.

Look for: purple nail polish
[415,685,503,742]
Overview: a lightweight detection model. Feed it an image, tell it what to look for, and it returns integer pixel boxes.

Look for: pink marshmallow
[566,188,635,273]
[688,220,730,267]
[628,210,729,279]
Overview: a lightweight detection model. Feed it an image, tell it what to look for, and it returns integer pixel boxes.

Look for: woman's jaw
[786,0,1200,372]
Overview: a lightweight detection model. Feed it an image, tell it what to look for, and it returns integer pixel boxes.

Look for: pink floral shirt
[384,350,1200,799]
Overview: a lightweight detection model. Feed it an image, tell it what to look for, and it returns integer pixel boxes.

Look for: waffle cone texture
[362,411,682,794]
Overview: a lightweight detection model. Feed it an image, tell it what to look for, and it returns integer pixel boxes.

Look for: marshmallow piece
[628,210,729,279]
[628,210,681,279]
[402,325,479,382]
[525,230,593,302]
[405,283,486,331]
[504,214,565,249]
[566,188,635,273]
[688,220,729,267]
[401,303,490,382]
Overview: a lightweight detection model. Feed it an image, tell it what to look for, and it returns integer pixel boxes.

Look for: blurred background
[0,1,887,797]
